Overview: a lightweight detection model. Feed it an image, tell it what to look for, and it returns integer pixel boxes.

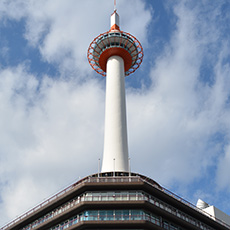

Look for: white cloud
[1,0,230,227]
[216,145,230,190]
[127,0,230,188]
[0,65,106,224]
[0,0,151,77]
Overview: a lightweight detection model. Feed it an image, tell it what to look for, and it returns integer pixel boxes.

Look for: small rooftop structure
[197,199,230,226]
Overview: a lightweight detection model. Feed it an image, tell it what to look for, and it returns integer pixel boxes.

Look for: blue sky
[1,0,230,226]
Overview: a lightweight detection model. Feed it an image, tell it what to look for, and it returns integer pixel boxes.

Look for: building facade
[2,172,230,230]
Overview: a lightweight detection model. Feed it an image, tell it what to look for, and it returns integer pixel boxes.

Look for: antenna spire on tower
[114,0,117,11]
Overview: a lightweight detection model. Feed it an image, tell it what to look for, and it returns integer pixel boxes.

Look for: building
[2,172,230,230]
[2,6,230,230]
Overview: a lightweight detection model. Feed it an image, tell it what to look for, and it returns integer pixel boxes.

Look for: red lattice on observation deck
[87,30,143,76]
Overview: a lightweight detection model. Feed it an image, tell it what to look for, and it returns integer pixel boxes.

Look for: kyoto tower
[87,3,143,173]
[3,3,230,230]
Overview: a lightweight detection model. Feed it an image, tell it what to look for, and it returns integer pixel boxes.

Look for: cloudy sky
[1,0,230,226]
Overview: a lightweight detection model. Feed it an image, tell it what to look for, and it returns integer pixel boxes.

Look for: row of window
[49,209,182,230]
[92,41,137,64]
[21,191,147,230]
[97,32,135,45]
[21,190,214,230]
[92,34,138,59]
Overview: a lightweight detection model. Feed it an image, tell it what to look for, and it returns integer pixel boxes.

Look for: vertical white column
[101,55,129,172]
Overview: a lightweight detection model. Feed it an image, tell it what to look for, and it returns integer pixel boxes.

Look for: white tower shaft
[101,55,129,172]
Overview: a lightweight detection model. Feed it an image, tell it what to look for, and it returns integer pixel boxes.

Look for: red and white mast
[87,8,143,172]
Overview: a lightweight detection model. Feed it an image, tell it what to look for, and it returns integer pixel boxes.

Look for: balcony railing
[21,191,214,230]
[1,176,142,229]
[48,212,166,230]
[1,175,229,230]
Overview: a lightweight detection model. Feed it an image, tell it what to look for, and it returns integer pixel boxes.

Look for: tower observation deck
[87,11,143,77]
[87,10,143,172]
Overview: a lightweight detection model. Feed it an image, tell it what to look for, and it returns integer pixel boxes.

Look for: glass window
[107,210,114,220]
[129,192,136,200]
[170,224,178,230]
[72,216,78,224]
[107,192,115,200]
[99,210,106,220]
[85,192,92,200]
[120,191,128,200]
[163,221,169,229]
[92,193,100,201]
[131,210,142,220]
[88,210,98,220]
[101,192,107,201]
[123,210,129,220]
[115,210,122,220]
[63,221,69,229]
